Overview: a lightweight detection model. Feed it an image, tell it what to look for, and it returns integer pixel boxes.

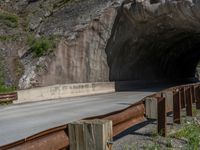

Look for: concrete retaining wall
[15,82,115,104]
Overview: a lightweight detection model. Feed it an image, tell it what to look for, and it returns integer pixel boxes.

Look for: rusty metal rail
[0,92,17,102]
[0,101,145,150]
[1,82,200,150]
[104,102,145,136]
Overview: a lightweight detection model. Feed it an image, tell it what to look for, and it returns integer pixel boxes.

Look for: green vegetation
[0,35,20,42]
[0,59,15,93]
[0,77,15,93]
[0,11,19,28]
[0,72,15,93]
[0,101,12,105]
[122,117,200,150]
[28,35,56,57]
[0,85,15,93]
[173,120,200,150]
[142,119,200,150]
[192,108,199,116]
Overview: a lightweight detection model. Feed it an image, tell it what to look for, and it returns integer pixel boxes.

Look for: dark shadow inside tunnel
[105,0,200,85]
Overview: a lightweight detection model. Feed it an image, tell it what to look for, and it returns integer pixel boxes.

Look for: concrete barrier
[15,82,115,104]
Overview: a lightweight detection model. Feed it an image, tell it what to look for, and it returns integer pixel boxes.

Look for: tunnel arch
[105,0,200,82]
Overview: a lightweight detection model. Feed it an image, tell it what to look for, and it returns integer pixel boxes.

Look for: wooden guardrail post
[157,97,166,137]
[185,87,193,116]
[179,88,185,108]
[161,91,173,112]
[173,91,181,124]
[195,86,200,109]
[68,119,113,150]
[191,85,195,103]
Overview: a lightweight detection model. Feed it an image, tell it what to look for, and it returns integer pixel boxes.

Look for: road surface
[0,87,164,146]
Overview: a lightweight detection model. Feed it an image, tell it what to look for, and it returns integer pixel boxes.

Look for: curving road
[0,86,166,146]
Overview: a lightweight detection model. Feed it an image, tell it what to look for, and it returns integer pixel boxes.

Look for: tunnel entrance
[105,0,200,83]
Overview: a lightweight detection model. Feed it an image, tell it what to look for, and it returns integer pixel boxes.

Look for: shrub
[28,35,55,57]
[0,69,15,93]
[0,12,19,28]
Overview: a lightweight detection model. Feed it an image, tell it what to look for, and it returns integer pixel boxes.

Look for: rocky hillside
[0,0,200,90]
[0,0,120,89]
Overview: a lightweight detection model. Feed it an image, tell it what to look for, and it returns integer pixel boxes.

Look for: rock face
[18,0,120,88]
[37,4,118,86]
[1,0,120,89]
[106,0,200,81]
[1,0,200,89]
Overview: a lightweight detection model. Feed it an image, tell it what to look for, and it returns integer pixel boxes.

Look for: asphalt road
[0,87,163,146]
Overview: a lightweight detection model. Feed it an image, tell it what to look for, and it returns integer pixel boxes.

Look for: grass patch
[0,63,15,93]
[0,35,20,42]
[28,35,56,57]
[192,108,200,117]
[0,101,12,105]
[0,85,15,93]
[0,11,19,28]
[173,120,200,150]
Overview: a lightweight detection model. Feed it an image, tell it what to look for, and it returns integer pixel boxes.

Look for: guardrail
[0,101,145,150]
[1,82,200,150]
[0,92,17,102]
[145,82,200,136]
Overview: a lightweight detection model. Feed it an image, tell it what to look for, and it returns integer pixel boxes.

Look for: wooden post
[68,119,113,150]
[161,91,173,112]
[191,85,195,103]
[180,88,185,108]
[173,91,181,124]
[145,97,158,119]
[196,86,200,109]
[185,87,193,116]
[157,97,166,137]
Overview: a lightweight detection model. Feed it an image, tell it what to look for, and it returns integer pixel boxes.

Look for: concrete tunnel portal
[105,0,200,83]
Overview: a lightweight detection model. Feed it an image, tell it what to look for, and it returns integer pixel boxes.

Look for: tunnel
[105,0,200,83]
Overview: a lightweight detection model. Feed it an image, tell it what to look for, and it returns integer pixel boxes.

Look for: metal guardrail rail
[0,92,17,102]
[0,101,145,150]
[1,82,200,150]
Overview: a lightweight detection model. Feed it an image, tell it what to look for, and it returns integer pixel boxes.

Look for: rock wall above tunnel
[106,0,200,81]
[17,0,200,89]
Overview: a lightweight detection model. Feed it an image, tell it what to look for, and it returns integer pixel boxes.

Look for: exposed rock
[106,0,200,81]
[1,0,200,89]
[19,1,119,88]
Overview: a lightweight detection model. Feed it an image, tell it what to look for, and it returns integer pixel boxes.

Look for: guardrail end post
[157,97,166,137]
[68,119,113,150]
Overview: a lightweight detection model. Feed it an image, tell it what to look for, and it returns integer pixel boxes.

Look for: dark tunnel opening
[105,0,200,84]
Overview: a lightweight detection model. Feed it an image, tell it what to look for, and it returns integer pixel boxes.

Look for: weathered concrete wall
[15,82,115,104]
